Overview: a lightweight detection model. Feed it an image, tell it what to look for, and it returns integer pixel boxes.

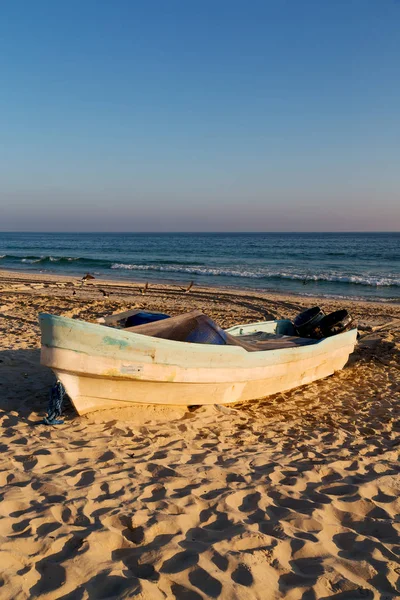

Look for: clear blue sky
[1,0,399,232]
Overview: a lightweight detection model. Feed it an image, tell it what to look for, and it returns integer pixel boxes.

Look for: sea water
[0,232,399,301]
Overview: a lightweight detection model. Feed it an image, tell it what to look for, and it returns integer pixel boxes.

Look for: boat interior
[117,310,318,352]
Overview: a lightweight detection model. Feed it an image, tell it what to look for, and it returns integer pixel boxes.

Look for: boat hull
[40,314,357,415]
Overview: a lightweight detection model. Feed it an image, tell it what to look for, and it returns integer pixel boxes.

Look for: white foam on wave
[20,256,80,263]
[49,256,79,262]
[21,258,43,264]
[47,256,80,262]
[278,272,400,287]
[110,263,400,287]
[110,263,264,278]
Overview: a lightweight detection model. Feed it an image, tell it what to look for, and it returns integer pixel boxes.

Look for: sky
[0,0,399,232]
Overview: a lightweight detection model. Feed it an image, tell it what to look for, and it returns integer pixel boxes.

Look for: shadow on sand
[0,348,75,424]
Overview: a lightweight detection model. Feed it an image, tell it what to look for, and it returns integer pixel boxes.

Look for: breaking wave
[111,263,264,278]
[4,255,101,266]
[110,263,400,287]
[20,256,82,264]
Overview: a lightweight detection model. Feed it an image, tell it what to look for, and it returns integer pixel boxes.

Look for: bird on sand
[185,281,194,293]
[178,281,194,293]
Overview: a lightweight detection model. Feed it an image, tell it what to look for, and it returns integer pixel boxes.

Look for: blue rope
[43,380,65,425]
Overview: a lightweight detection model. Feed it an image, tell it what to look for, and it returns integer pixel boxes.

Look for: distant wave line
[0,254,205,267]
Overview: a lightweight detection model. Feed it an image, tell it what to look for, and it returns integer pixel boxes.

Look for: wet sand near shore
[1,269,399,599]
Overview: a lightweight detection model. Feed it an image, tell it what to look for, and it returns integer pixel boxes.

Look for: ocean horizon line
[0,231,398,235]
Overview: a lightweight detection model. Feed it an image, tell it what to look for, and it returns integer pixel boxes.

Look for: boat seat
[126,310,318,352]
[232,332,317,351]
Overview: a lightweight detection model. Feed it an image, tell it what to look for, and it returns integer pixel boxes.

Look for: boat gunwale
[39,313,357,365]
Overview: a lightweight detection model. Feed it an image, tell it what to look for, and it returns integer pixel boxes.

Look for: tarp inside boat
[126,310,317,351]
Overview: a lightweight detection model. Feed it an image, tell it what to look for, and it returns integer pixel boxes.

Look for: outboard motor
[318,310,353,338]
[294,307,325,338]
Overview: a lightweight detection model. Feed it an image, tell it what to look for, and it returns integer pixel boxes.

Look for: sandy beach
[1,269,399,600]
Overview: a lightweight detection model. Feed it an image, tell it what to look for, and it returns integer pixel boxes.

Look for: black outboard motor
[318,310,353,338]
[293,306,325,338]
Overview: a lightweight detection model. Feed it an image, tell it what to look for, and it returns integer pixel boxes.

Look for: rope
[43,380,65,425]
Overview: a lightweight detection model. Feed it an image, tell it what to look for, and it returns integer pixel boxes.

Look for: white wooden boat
[39,311,357,415]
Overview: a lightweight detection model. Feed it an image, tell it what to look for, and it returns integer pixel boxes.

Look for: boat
[39,310,357,415]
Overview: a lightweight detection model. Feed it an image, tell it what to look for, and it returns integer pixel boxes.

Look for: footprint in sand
[171,583,202,600]
[231,563,254,586]
[189,566,222,598]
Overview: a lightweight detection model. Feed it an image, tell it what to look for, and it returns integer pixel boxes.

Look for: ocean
[0,232,399,301]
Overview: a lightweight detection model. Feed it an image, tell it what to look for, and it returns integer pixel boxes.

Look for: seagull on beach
[185,280,194,293]
[179,280,194,293]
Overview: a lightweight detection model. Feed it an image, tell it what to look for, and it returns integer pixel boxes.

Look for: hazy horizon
[0,230,399,234]
[1,1,399,232]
